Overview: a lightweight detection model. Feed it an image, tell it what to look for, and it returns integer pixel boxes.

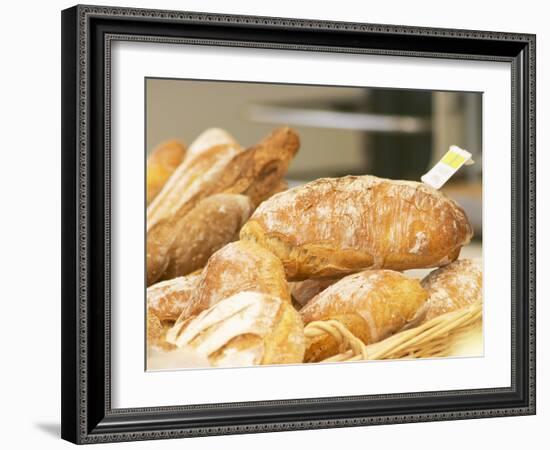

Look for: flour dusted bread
[241,175,473,280]
[418,258,482,323]
[147,310,164,347]
[147,127,299,230]
[290,278,340,308]
[166,291,305,367]
[161,194,252,280]
[146,139,186,205]
[146,127,300,284]
[185,128,240,164]
[147,141,242,231]
[173,240,291,325]
[147,309,178,353]
[147,194,252,284]
[300,270,427,361]
[147,271,202,322]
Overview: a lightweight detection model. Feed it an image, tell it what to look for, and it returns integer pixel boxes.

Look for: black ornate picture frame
[61,4,536,444]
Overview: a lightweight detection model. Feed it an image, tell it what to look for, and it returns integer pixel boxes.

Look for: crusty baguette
[147,271,202,322]
[300,270,427,361]
[147,142,243,231]
[185,128,240,164]
[146,139,186,205]
[240,175,473,281]
[147,127,299,231]
[147,194,252,284]
[166,291,305,367]
[172,240,291,324]
[211,127,300,208]
[146,128,299,284]
[418,258,482,323]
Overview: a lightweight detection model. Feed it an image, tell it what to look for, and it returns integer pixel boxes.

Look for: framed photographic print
[61,4,536,444]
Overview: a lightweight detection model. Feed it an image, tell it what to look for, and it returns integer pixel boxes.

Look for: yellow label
[421,145,473,189]
[441,150,467,169]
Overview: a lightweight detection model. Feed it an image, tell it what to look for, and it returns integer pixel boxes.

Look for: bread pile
[146,127,482,369]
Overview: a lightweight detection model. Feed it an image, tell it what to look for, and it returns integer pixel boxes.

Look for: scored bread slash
[421,145,474,189]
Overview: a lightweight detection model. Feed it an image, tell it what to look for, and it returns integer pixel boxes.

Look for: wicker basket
[304,300,482,363]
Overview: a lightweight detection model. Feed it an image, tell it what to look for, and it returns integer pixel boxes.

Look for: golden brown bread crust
[290,277,341,308]
[419,258,482,323]
[147,271,202,322]
[147,143,242,231]
[240,175,473,281]
[146,310,164,347]
[147,310,177,352]
[163,194,252,280]
[147,194,252,284]
[146,139,186,205]
[266,179,289,197]
[147,127,298,230]
[172,240,291,324]
[146,128,300,285]
[211,127,300,208]
[300,270,428,361]
[166,291,305,367]
[185,128,240,164]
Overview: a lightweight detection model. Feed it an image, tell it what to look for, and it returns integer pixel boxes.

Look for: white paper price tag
[421,145,474,189]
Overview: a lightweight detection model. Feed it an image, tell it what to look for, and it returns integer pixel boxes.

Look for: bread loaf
[418,258,482,323]
[148,127,299,230]
[241,175,473,280]
[300,270,427,361]
[172,240,291,324]
[147,271,202,322]
[185,128,240,164]
[147,142,242,231]
[147,310,164,347]
[147,194,252,284]
[166,291,305,367]
[267,179,289,197]
[146,128,300,284]
[290,277,340,308]
[210,127,299,208]
[146,139,186,205]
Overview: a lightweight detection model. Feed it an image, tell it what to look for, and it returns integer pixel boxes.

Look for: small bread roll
[166,291,305,367]
[173,240,291,324]
[300,270,427,362]
[419,259,482,323]
[241,175,473,280]
[146,139,186,205]
[147,271,202,322]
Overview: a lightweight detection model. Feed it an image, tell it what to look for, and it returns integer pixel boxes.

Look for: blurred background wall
[146,80,363,176]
